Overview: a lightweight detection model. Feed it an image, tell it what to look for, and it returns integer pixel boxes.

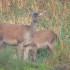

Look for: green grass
[0,49,54,70]
[0,0,70,70]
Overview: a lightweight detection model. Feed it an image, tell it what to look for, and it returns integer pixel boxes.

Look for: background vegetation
[0,0,70,70]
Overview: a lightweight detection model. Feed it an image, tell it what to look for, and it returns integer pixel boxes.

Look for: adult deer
[0,8,45,60]
[23,9,46,60]
[24,28,58,62]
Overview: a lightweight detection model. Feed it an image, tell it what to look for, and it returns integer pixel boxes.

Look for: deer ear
[39,10,46,16]
[29,8,34,14]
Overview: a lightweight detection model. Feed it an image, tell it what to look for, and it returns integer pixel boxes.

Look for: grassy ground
[0,0,70,70]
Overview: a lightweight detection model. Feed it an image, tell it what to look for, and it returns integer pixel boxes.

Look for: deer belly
[37,42,49,49]
[3,38,17,45]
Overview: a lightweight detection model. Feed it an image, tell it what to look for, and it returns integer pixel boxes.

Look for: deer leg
[0,41,6,51]
[17,43,23,59]
[32,47,37,62]
[0,42,2,46]
[31,43,37,62]
[0,36,3,49]
[23,46,30,61]
[1,43,7,49]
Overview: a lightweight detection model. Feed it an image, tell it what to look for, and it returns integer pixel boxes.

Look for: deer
[0,8,46,60]
[24,27,58,62]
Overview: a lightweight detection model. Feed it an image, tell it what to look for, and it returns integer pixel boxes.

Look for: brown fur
[0,9,46,60]
[25,28,58,62]
[0,23,31,44]
[0,23,34,58]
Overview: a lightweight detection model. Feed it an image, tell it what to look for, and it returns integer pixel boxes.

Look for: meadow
[0,0,70,70]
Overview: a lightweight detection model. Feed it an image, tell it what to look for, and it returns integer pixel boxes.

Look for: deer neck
[30,18,38,33]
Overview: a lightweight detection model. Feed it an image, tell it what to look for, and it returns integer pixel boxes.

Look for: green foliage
[0,49,54,70]
[0,0,70,69]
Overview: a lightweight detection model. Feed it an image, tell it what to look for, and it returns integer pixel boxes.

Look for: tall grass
[0,0,70,70]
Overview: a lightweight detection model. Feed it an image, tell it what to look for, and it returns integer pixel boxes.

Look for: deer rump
[33,28,57,49]
[0,23,32,47]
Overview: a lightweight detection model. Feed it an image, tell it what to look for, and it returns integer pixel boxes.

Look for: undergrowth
[0,0,70,70]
